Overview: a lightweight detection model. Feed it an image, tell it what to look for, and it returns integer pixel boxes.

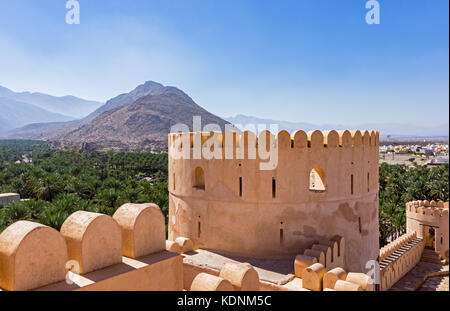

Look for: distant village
[380,143,449,167]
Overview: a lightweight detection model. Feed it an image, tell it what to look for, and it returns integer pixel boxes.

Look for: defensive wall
[0,203,183,291]
[1,199,445,291]
[379,232,425,291]
[406,200,449,259]
[168,129,380,272]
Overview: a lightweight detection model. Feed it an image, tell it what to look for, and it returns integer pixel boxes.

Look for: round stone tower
[168,129,380,272]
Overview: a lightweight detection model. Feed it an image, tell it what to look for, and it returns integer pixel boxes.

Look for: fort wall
[0,204,183,291]
[379,232,425,291]
[168,130,380,272]
[406,200,449,260]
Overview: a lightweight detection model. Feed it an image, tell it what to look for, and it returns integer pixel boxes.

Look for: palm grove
[0,140,449,245]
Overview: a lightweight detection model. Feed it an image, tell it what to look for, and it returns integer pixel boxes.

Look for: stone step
[421,249,442,265]
[380,238,423,270]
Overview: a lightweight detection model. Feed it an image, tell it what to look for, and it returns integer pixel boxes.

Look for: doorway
[424,226,436,250]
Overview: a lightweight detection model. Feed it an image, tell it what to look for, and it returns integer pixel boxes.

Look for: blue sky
[0,0,448,125]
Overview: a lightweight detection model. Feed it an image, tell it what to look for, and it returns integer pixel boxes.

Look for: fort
[0,129,448,291]
[168,129,380,272]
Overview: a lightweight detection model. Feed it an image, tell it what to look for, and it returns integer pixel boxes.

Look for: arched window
[194,167,205,190]
[309,167,326,191]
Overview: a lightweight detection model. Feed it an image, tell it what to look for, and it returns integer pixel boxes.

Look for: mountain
[0,97,75,132]
[5,81,174,139]
[55,84,230,151]
[225,114,449,139]
[82,81,166,123]
[1,121,82,140]
[225,114,319,133]
[0,85,103,119]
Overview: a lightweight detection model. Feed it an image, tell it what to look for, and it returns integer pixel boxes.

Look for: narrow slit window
[358,217,362,233]
[351,174,354,195]
[280,228,284,245]
[441,237,443,245]
[367,172,370,192]
[198,217,201,238]
[173,173,176,190]
[239,177,243,197]
[272,178,276,198]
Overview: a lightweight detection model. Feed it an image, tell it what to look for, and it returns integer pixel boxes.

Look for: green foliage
[0,139,50,162]
[379,162,449,246]
[0,146,168,232]
[1,140,448,250]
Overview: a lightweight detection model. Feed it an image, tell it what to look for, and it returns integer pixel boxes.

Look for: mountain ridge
[225,114,449,139]
[0,85,103,119]
[0,97,75,132]
[57,84,230,150]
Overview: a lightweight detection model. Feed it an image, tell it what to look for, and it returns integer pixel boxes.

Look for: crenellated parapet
[406,200,449,223]
[0,221,68,291]
[406,200,449,260]
[168,130,379,202]
[379,232,425,291]
[168,129,380,272]
[61,211,123,274]
[295,236,345,277]
[0,203,182,291]
[169,129,379,153]
[168,129,379,204]
[379,232,418,263]
[113,203,166,258]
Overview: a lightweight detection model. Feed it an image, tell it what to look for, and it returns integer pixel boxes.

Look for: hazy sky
[0,0,448,125]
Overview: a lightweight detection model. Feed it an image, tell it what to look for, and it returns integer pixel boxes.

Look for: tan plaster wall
[36,251,183,291]
[168,130,379,272]
[380,235,425,291]
[76,253,183,291]
[113,203,166,258]
[0,221,67,291]
[406,201,449,259]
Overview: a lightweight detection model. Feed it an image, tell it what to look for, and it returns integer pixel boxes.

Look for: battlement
[0,203,182,291]
[168,129,379,156]
[379,233,425,291]
[406,200,449,219]
[379,232,418,262]
[406,200,449,261]
[168,129,380,270]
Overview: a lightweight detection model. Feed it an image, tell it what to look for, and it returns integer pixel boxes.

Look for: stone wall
[168,129,380,272]
[0,193,20,207]
[0,203,183,291]
[379,232,425,291]
[406,200,449,260]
